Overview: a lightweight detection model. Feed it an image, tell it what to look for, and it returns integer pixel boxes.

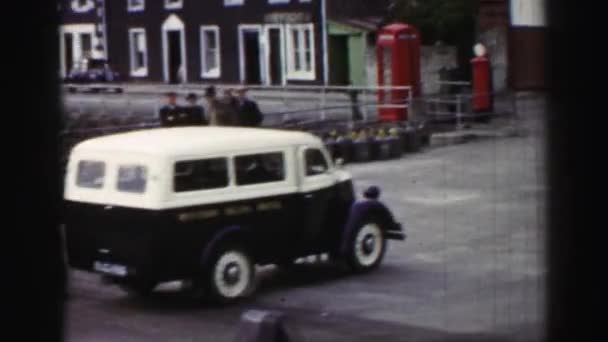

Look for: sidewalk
[428,92,547,147]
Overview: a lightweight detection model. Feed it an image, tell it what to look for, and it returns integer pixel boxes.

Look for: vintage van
[63,127,405,303]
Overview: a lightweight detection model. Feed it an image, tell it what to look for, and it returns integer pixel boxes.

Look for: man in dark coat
[184,93,207,125]
[158,91,185,127]
[235,86,263,127]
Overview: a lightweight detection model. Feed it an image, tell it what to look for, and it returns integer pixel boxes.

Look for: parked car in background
[64,58,123,93]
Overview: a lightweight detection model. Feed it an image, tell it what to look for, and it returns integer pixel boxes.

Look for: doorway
[329,35,350,85]
[167,31,182,84]
[81,33,92,59]
[239,25,266,85]
[162,14,186,84]
[243,30,262,85]
[267,28,283,85]
[64,33,74,75]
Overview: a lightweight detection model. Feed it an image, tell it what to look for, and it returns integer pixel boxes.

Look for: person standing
[158,91,183,127]
[235,86,263,127]
[204,86,239,126]
[184,93,207,125]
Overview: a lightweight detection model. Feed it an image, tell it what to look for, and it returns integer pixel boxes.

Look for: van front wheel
[347,219,387,272]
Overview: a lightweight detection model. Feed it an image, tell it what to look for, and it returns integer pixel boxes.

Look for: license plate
[93,261,127,277]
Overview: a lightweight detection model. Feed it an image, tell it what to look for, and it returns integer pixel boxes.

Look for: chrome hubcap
[363,235,376,255]
[223,263,241,285]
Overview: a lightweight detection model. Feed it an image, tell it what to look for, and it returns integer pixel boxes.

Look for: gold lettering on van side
[225,205,253,216]
[257,201,282,211]
[178,209,220,222]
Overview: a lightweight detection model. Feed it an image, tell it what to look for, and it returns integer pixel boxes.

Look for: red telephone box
[377,23,421,122]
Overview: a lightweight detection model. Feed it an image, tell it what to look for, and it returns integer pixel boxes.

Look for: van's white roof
[74,127,323,156]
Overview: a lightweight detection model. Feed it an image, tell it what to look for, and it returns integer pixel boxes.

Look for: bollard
[352,130,371,163]
[323,131,338,161]
[401,122,419,153]
[336,133,354,164]
[233,310,300,342]
[388,127,404,158]
[375,128,392,160]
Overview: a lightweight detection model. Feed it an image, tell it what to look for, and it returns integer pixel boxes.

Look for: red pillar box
[471,55,492,112]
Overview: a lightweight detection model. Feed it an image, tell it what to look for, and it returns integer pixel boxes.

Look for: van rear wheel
[206,245,254,304]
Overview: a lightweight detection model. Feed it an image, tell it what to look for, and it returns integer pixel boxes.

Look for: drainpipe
[102,0,108,59]
[96,0,108,59]
[321,0,329,86]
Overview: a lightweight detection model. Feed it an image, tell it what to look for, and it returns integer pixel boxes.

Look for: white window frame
[59,24,101,77]
[224,0,245,6]
[71,0,95,13]
[128,0,145,12]
[286,24,316,81]
[129,28,148,77]
[200,26,221,79]
[165,0,183,10]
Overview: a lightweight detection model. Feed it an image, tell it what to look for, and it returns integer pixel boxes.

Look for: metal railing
[62,83,413,124]
[412,91,517,131]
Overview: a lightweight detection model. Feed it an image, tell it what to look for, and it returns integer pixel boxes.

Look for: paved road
[65,99,546,341]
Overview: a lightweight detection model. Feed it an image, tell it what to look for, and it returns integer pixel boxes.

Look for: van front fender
[338,200,405,256]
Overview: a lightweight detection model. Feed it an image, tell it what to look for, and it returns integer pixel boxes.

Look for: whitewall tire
[207,247,253,304]
[348,220,386,272]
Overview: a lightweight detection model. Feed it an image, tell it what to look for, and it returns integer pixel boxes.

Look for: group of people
[158,85,263,128]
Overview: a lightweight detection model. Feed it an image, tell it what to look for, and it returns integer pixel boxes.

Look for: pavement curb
[430,126,526,147]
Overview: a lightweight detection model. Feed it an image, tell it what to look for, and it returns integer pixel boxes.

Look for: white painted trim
[127,0,145,12]
[71,0,95,13]
[510,0,546,27]
[224,0,244,6]
[100,0,109,59]
[268,0,289,4]
[238,25,264,84]
[128,28,148,77]
[164,0,183,10]
[162,14,188,83]
[321,0,329,85]
[200,26,221,79]
[263,24,286,86]
[285,23,316,81]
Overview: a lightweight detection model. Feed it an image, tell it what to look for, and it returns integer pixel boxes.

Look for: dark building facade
[59,0,390,86]
[58,0,107,77]
[477,0,546,91]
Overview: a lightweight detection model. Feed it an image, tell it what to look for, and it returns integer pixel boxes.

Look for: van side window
[174,158,229,192]
[117,165,147,194]
[305,149,329,176]
[76,160,105,189]
[235,152,285,186]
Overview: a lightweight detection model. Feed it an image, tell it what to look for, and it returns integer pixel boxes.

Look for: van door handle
[304,194,314,199]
